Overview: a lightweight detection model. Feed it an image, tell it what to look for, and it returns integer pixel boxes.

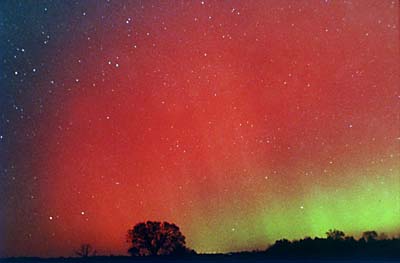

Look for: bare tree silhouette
[127,221,191,256]
[75,244,96,257]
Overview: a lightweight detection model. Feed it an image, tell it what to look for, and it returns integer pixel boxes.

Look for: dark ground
[1,255,399,263]
[2,237,399,262]
[1,260,399,263]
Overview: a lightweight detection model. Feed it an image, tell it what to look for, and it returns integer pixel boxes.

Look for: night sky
[0,0,399,258]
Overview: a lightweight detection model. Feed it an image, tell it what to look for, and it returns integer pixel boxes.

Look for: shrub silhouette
[75,244,96,257]
[127,221,192,256]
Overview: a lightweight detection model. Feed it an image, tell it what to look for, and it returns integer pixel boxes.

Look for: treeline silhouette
[2,222,399,262]
[263,229,400,259]
[122,221,399,260]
